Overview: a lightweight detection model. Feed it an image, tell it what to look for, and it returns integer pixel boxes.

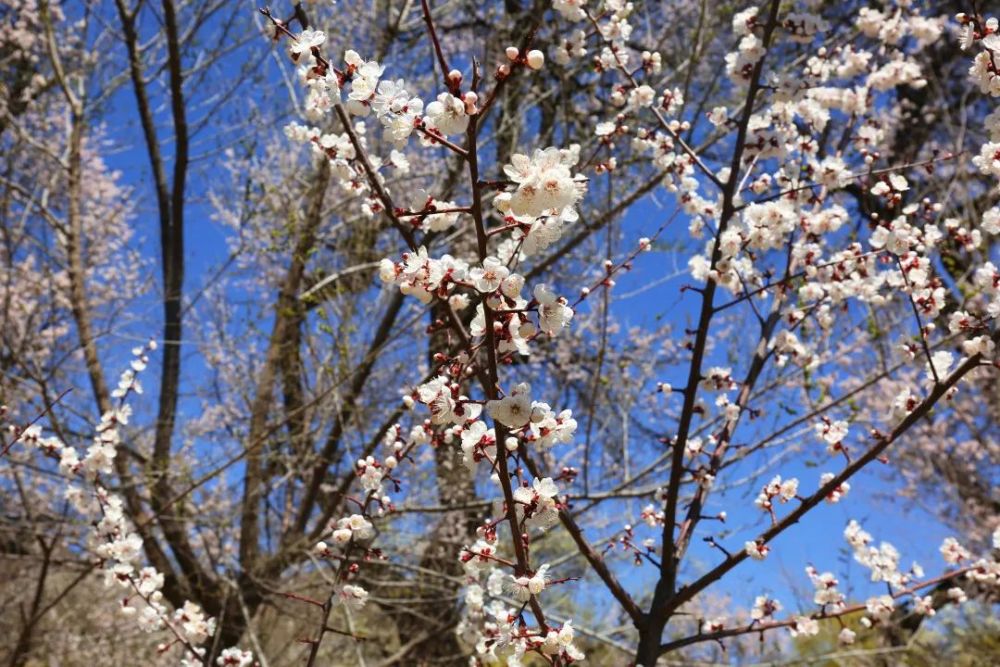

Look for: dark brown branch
[637,2,783,663]
[658,351,991,629]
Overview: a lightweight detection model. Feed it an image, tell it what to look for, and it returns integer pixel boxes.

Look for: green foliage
[904,604,1000,667]
[788,604,1000,667]
[792,611,877,666]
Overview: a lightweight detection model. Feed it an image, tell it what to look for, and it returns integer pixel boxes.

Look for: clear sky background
[603,196,957,613]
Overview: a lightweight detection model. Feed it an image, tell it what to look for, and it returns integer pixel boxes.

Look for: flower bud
[463,91,479,115]
[526,50,545,70]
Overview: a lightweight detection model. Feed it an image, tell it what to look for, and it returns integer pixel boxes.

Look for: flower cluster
[317,513,375,553]
[806,566,845,610]
[754,475,799,515]
[499,147,586,218]
[11,343,252,663]
[512,477,562,529]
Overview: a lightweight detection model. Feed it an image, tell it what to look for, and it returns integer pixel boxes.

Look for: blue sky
[585,193,963,620]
